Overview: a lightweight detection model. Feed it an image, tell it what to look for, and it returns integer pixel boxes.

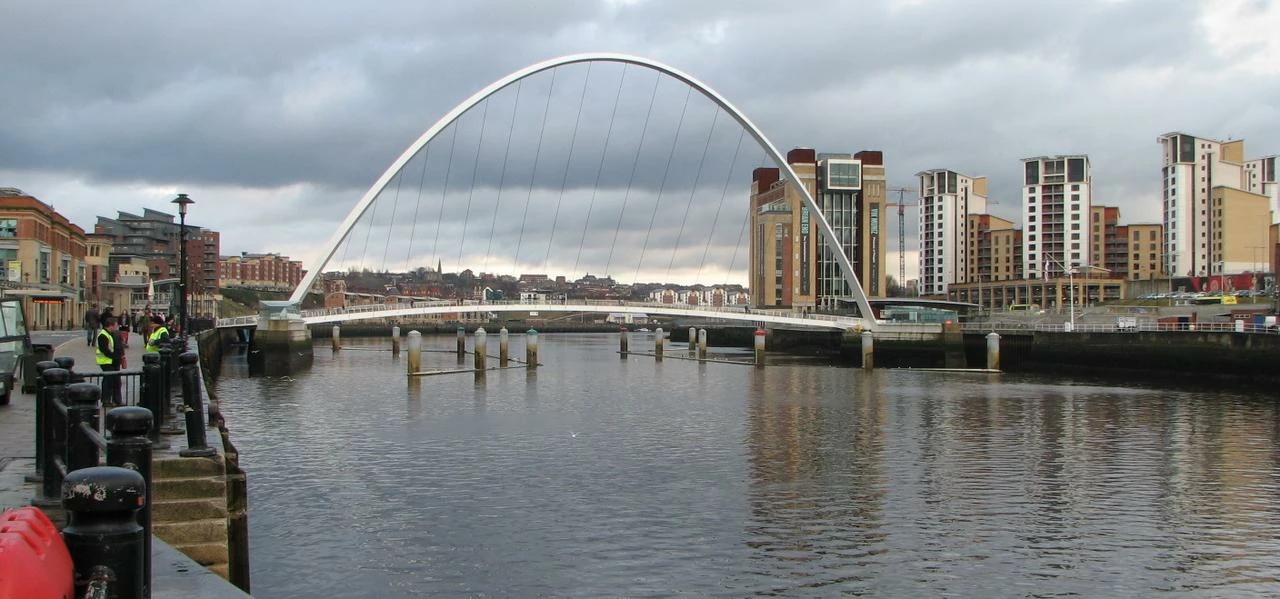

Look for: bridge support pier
[654,328,664,361]
[500,328,509,366]
[525,329,538,370]
[754,328,765,367]
[248,317,313,376]
[986,332,1001,371]
[391,326,401,357]
[331,325,341,351]
[456,327,466,364]
[474,328,487,381]
[407,331,422,374]
[697,329,707,361]
[862,331,874,370]
[619,330,629,358]
[688,327,696,352]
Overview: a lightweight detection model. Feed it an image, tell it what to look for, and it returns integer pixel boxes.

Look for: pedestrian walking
[84,306,99,346]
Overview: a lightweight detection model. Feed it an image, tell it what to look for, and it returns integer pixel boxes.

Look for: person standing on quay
[145,315,170,354]
[96,316,126,407]
[83,306,99,346]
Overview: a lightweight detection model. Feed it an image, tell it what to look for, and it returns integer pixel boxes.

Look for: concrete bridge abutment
[248,317,313,376]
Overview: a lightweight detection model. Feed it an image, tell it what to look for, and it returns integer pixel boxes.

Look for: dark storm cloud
[1,0,1276,283]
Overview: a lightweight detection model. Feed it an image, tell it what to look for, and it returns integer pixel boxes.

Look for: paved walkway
[0,331,149,509]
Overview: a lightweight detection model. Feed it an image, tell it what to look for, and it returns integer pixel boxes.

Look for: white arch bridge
[235,53,911,334]
[222,299,870,331]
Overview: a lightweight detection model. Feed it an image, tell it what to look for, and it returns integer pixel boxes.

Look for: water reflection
[215,336,1280,598]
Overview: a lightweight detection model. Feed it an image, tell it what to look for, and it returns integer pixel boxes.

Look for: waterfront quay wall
[196,329,251,589]
[970,330,1280,383]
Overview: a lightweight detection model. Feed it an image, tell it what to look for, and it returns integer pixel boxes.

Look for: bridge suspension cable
[287,53,876,322]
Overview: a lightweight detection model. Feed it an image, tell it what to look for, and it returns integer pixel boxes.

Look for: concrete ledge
[153,537,250,598]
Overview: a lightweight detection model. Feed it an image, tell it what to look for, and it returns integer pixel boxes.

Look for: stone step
[152,497,228,523]
[152,476,226,501]
[153,518,227,545]
[152,454,224,479]
[170,541,229,568]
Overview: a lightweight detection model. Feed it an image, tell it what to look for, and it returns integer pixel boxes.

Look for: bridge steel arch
[290,52,878,325]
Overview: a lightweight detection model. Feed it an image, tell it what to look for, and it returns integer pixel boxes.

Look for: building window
[0,219,15,238]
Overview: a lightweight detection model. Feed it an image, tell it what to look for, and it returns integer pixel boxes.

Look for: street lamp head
[171,193,194,216]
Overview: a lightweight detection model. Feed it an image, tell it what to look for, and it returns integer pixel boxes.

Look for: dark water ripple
[214,334,1280,597]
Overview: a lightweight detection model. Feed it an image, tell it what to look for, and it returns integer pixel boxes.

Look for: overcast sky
[2,0,1277,286]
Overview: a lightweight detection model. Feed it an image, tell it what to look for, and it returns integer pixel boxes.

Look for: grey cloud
[1,0,1276,285]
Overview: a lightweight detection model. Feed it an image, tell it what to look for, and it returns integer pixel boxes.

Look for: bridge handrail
[217,298,877,330]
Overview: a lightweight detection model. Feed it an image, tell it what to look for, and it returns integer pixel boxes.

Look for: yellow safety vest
[95,329,114,365]
[145,326,169,353]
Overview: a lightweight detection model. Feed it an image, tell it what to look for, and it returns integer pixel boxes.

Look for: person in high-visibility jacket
[95,316,125,406]
[145,315,170,354]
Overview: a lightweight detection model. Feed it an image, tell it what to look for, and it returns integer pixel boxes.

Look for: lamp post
[1070,263,1112,331]
[171,193,194,339]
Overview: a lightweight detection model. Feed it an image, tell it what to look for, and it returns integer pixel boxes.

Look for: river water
[212,333,1280,598]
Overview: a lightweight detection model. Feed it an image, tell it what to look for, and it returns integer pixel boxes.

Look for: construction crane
[885,187,917,289]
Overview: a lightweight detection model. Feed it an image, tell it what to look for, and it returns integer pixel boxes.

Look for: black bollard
[55,355,85,384]
[178,352,215,458]
[61,465,147,599]
[107,406,153,597]
[40,367,71,501]
[30,359,60,481]
[140,353,164,444]
[157,346,173,406]
[65,383,102,472]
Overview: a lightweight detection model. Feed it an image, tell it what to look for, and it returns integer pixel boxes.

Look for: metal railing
[960,321,1280,335]
[71,369,143,406]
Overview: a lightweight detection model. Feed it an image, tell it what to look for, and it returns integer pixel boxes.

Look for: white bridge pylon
[289,52,878,328]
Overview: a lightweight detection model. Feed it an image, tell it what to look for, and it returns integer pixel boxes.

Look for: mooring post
[754,328,766,368]
[40,368,70,501]
[654,328,664,362]
[697,329,708,361]
[499,327,509,367]
[391,326,401,357]
[178,352,216,458]
[54,356,79,383]
[31,360,59,481]
[61,466,147,599]
[986,332,1001,371]
[526,329,538,369]
[474,327,488,376]
[331,325,340,351]
[406,331,422,375]
[861,330,874,370]
[105,406,154,593]
[688,327,696,352]
[456,326,466,363]
[65,383,102,472]
[140,354,164,445]
[619,328,629,359]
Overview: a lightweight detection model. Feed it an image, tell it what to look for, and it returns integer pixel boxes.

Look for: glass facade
[825,162,862,190]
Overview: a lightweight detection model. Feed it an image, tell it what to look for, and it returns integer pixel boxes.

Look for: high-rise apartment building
[966,214,1021,283]
[749,148,887,309]
[916,169,988,296]
[1124,224,1164,281]
[1089,206,1120,273]
[1021,155,1091,278]
[1157,133,1273,278]
[1243,155,1278,224]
